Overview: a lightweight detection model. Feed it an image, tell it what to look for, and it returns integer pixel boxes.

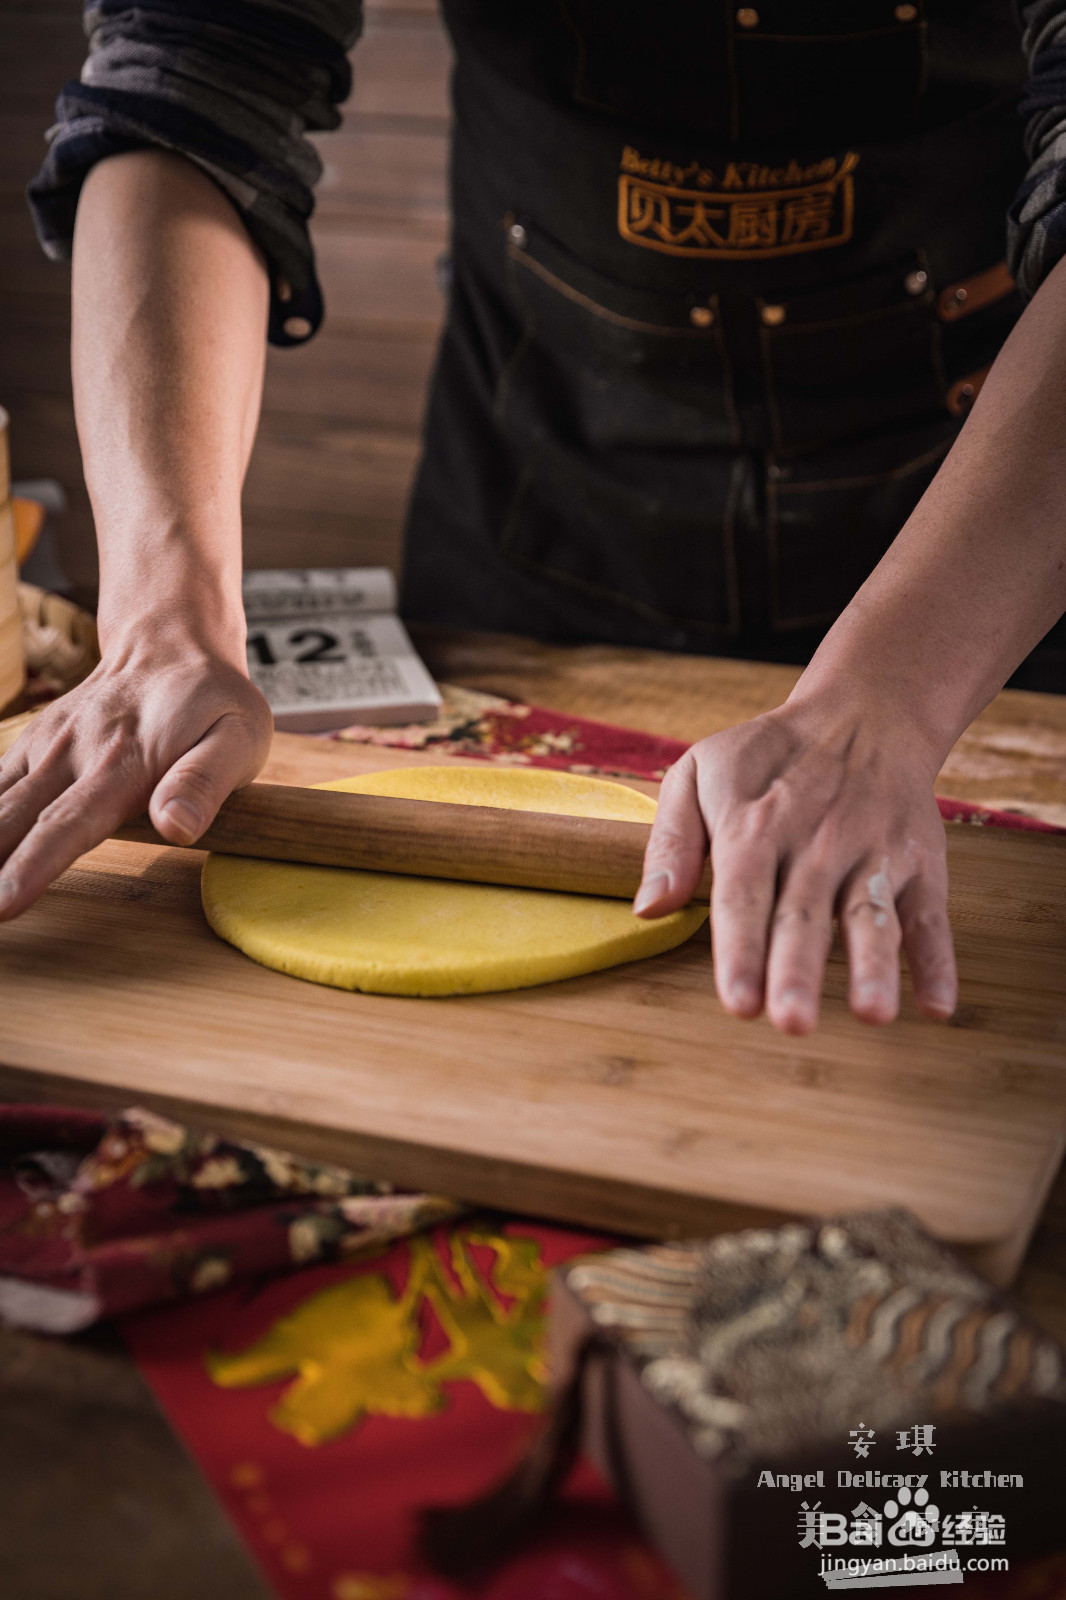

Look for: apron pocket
[499,217,740,452]
[561,0,732,140]
[495,217,743,634]
[731,0,926,144]
[760,258,946,454]
[768,420,955,630]
[499,444,743,636]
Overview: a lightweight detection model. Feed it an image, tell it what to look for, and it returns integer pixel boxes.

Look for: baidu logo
[883,1486,939,1545]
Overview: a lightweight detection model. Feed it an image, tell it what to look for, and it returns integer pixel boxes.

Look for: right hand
[0,630,272,921]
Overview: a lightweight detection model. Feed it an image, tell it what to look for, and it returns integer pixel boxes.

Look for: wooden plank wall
[0,0,92,592]
[0,0,451,596]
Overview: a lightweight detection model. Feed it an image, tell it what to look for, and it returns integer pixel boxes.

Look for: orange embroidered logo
[618,148,859,260]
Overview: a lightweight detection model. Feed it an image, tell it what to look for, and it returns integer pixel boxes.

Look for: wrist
[780,669,949,781]
[98,587,247,673]
[784,592,981,772]
[97,534,247,670]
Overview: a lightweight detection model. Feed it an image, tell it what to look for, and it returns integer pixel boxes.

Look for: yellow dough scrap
[201,765,707,996]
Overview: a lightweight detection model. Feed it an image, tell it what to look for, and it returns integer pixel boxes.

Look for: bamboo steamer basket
[0,586,101,757]
[0,406,27,714]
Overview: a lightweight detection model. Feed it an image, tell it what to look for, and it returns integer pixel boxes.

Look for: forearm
[72,150,269,665]
[792,252,1066,760]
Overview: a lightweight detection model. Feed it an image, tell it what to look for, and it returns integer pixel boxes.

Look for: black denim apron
[401,2,1039,670]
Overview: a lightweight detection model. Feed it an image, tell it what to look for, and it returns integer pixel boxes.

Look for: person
[1,2,1064,1037]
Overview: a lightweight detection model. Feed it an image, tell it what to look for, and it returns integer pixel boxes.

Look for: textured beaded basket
[0,406,26,715]
[0,584,100,755]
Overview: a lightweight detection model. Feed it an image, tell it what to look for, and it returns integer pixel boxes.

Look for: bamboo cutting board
[0,732,1064,1286]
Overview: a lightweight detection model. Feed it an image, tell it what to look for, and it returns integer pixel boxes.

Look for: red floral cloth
[0,1104,458,1331]
[329,685,1066,834]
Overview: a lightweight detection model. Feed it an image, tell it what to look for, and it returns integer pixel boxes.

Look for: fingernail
[160,798,202,842]
[633,870,672,917]
[728,979,759,1012]
[851,972,889,1011]
[0,877,17,915]
[925,981,955,1016]
[777,989,816,1030]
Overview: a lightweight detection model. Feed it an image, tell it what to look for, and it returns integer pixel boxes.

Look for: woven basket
[0,585,101,757]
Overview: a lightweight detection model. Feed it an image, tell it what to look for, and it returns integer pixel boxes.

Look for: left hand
[632,694,957,1033]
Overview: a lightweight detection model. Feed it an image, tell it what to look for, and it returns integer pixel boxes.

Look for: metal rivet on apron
[736,7,759,28]
[276,276,293,303]
[760,304,786,327]
[949,286,968,309]
[283,316,313,339]
[689,305,715,327]
[904,268,928,296]
[767,463,790,482]
[508,223,528,249]
[894,3,918,20]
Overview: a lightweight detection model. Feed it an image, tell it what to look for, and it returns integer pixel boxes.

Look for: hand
[633,697,957,1032]
[0,631,273,920]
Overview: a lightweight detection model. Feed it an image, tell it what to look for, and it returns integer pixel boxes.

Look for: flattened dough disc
[201,765,708,997]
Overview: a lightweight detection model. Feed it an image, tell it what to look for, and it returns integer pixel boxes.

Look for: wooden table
[2,634,1065,1330]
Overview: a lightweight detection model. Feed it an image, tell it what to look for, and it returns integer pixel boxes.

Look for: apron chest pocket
[559,1,925,144]
[731,0,927,144]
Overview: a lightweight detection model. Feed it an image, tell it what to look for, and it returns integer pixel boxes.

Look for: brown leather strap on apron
[946,366,992,416]
[937,261,1014,322]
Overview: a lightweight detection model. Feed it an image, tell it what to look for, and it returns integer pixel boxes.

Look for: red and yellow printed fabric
[121,1220,693,1600]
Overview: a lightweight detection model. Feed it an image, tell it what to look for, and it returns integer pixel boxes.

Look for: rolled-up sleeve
[27,0,362,345]
[1008,0,1066,299]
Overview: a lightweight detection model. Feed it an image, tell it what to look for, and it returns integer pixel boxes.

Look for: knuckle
[172,763,221,805]
[96,741,143,785]
[37,794,83,832]
[843,900,902,947]
[645,822,701,863]
[843,895,896,923]
[714,939,765,977]
[901,903,949,939]
[97,713,141,753]
[773,903,812,930]
[662,748,697,782]
[246,694,275,739]
[655,756,693,804]
[852,950,899,980]
[714,882,766,915]
[772,902,827,933]
[910,824,948,861]
[739,792,780,841]
[770,967,819,1002]
[800,831,842,881]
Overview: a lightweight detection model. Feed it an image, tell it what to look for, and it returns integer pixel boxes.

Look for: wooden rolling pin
[114,781,713,903]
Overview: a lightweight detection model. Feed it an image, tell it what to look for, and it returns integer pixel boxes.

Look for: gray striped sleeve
[28,1,363,345]
[1008,0,1066,299]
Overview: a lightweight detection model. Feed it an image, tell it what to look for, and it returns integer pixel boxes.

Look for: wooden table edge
[0,1059,1035,1289]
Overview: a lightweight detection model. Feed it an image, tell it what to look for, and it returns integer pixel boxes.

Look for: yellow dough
[201,765,707,997]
